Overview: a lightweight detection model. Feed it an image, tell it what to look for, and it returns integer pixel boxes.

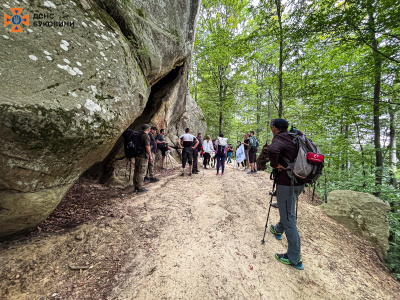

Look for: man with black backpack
[267,118,305,270]
[247,131,259,174]
[133,124,153,194]
[144,127,160,183]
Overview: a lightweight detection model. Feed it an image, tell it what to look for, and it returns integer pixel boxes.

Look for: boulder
[0,0,204,238]
[256,140,270,171]
[321,190,390,259]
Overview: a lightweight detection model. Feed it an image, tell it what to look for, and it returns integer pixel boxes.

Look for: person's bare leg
[162,156,166,168]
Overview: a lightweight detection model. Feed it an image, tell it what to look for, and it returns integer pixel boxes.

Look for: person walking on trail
[226,144,233,163]
[156,128,171,169]
[243,133,250,171]
[268,118,305,270]
[202,135,214,169]
[247,131,258,174]
[192,133,202,174]
[177,128,199,176]
[134,124,153,194]
[145,127,160,183]
[215,133,228,175]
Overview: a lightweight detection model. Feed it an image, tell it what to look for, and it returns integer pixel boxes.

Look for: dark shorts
[158,145,167,156]
[182,146,193,166]
[249,149,257,163]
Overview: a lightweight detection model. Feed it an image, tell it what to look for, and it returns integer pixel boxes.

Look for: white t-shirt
[202,140,214,153]
[179,133,197,142]
[179,133,197,147]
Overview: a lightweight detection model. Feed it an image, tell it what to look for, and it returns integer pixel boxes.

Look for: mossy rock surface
[0,0,203,238]
[322,190,390,260]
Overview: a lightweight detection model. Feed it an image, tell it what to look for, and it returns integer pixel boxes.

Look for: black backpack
[122,129,144,159]
[217,145,225,156]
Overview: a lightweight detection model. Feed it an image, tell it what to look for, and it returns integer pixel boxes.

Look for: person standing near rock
[192,133,202,174]
[134,124,153,194]
[156,129,171,169]
[268,118,305,270]
[145,126,160,183]
[178,128,199,176]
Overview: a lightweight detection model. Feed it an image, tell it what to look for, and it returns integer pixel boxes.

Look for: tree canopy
[190,0,400,281]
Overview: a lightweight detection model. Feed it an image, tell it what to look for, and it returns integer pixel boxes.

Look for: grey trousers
[273,184,304,265]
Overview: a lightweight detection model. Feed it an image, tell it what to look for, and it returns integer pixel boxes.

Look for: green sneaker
[270,225,282,240]
[275,253,304,270]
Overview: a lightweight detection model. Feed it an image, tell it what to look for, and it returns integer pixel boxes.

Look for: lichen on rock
[0,0,204,238]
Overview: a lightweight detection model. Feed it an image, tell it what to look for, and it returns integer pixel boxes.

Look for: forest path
[1,162,400,299]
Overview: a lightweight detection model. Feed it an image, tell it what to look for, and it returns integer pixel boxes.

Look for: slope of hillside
[1,164,399,299]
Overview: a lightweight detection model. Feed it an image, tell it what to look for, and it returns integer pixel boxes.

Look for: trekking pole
[261,171,277,244]
[324,170,327,203]
[261,182,276,244]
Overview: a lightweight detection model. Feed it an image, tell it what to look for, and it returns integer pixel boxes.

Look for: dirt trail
[1,163,400,300]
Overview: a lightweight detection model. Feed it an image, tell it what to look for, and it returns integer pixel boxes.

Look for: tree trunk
[355,123,367,187]
[218,66,224,135]
[388,100,398,187]
[368,5,383,197]
[275,0,283,118]
[256,94,261,137]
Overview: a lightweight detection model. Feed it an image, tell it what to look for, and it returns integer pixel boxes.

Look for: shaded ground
[1,162,399,300]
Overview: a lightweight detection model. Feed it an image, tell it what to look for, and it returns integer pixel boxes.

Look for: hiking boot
[181,171,185,176]
[144,176,150,181]
[247,170,255,174]
[269,225,282,240]
[271,202,279,208]
[216,173,219,175]
[221,173,224,176]
[149,177,159,183]
[275,253,304,270]
[136,187,148,194]
[189,172,192,176]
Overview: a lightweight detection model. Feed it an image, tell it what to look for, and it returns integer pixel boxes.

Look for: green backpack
[249,136,259,150]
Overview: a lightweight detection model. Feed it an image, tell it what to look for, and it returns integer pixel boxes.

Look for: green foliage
[192,0,400,279]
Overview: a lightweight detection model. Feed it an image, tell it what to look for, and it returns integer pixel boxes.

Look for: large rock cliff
[0,0,204,238]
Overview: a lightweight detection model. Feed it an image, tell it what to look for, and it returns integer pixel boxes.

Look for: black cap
[271,118,289,129]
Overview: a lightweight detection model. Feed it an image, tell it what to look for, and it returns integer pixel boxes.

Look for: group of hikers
[126,118,322,271]
[177,129,260,176]
[127,126,260,192]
